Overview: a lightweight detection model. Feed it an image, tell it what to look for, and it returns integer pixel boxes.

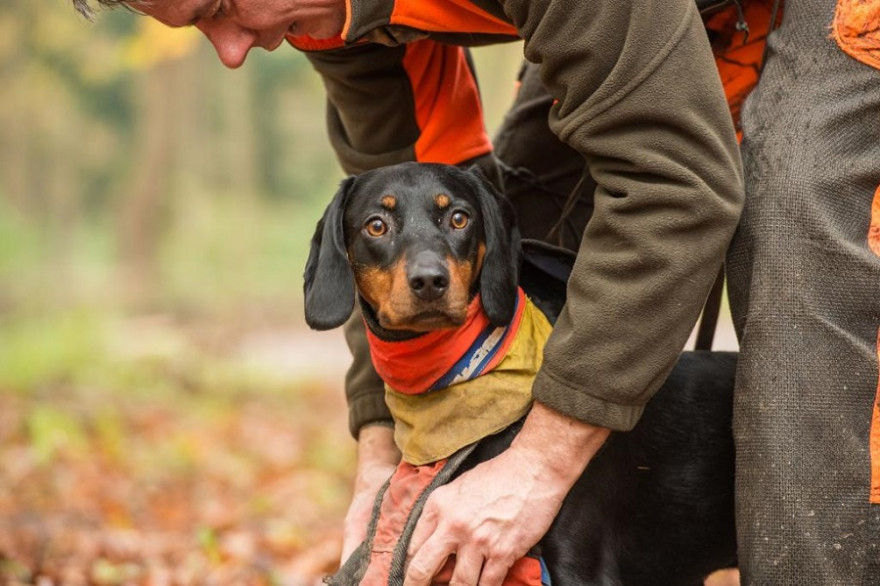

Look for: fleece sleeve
[499,0,744,430]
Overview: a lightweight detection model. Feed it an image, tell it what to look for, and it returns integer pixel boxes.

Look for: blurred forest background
[0,1,526,584]
[0,1,738,584]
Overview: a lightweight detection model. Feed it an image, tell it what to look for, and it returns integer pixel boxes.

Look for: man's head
[71,0,345,69]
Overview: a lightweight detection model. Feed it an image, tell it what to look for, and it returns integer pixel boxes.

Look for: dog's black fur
[304,162,737,585]
[304,161,520,335]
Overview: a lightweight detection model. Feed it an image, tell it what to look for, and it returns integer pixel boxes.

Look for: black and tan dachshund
[304,162,737,585]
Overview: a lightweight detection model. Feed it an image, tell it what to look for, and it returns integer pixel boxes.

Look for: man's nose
[197,21,259,69]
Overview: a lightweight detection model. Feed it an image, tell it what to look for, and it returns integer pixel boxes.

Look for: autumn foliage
[0,317,353,586]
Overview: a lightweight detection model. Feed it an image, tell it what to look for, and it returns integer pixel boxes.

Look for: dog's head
[303,162,521,333]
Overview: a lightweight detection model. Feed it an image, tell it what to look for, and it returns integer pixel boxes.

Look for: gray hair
[70,0,133,20]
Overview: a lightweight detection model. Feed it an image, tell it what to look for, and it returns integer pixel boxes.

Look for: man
[71,0,743,583]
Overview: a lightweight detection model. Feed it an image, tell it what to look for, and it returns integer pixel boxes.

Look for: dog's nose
[408,255,449,301]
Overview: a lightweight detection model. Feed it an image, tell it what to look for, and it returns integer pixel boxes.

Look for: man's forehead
[131,0,214,27]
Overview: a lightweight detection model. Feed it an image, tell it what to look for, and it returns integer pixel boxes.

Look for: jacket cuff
[347,388,394,439]
[531,366,645,432]
[343,306,394,438]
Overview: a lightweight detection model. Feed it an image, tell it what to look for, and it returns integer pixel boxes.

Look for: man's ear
[465,165,521,326]
[303,176,357,330]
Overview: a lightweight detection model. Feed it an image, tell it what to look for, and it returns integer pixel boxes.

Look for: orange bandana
[365,288,527,395]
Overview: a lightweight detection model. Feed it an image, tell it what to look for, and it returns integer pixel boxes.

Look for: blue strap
[425,294,521,393]
[539,556,552,585]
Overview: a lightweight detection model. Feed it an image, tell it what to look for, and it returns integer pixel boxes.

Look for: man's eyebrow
[150,0,214,27]
[187,1,214,26]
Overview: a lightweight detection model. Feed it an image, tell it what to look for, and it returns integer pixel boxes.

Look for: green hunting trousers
[726,0,880,583]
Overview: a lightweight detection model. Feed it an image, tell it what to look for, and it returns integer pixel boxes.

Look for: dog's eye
[365,218,388,237]
[450,211,469,230]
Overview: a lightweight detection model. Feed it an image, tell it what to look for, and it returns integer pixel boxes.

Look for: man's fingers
[404,532,454,586]
[406,500,439,563]
[477,558,511,586]
[448,547,483,586]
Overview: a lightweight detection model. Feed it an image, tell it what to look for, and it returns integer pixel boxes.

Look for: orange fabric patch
[390,0,518,36]
[869,184,880,256]
[285,34,346,51]
[402,41,493,164]
[705,0,781,138]
[360,458,544,585]
[833,0,880,70]
[870,185,880,504]
[360,459,447,585]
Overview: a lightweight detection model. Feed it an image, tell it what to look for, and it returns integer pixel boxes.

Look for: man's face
[134,0,345,68]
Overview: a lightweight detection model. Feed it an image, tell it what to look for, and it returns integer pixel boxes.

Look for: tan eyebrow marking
[435,194,451,209]
[381,195,397,210]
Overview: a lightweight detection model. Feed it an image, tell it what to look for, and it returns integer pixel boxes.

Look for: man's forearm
[341,424,401,563]
[511,401,611,489]
[355,423,401,477]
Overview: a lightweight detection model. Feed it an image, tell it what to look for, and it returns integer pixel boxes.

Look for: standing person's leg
[727,0,880,583]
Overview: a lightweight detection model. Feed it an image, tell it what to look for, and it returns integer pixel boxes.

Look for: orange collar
[365,288,527,395]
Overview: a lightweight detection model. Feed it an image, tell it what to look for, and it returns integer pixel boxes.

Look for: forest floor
[0,313,353,586]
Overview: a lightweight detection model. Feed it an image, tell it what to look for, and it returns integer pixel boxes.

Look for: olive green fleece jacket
[297,0,744,435]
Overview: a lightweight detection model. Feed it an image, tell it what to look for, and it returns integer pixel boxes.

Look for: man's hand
[341,424,401,564]
[404,402,610,586]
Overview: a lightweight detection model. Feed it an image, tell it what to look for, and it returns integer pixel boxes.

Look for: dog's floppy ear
[465,165,521,326]
[303,176,356,330]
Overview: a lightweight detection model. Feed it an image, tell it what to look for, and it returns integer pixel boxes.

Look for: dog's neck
[359,290,525,396]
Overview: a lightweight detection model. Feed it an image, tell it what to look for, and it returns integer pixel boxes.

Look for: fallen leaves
[0,320,354,585]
